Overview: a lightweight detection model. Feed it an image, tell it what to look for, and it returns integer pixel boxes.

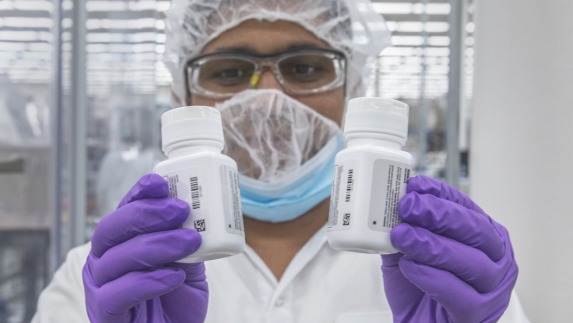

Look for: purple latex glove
[381,175,518,323]
[82,174,208,323]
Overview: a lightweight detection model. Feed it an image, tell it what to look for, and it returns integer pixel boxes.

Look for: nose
[254,69,285,91]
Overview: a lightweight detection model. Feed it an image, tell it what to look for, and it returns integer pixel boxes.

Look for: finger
[90,229,201,287]
[96,268,186,317]
[399,192,505,261]
[398,258,481,322]
[169,262,207,284]
[407,175,483,213]
[91,198,189,257]
[391,224,510,293]
[117,173,169,208]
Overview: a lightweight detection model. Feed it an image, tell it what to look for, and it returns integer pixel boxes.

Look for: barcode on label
[194,219,206,232]
[190,176,200,209]
[166,175,178,198]
[343,213,351,226]
[345,169,354,202]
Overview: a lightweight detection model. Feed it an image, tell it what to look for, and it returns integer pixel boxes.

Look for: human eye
[199,58,254,87]
[212,68,249,84]
[280,55,334,83]
[291,63,322,76]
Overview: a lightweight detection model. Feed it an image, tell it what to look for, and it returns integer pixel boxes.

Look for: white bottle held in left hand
[327,98,413,254]
[153,106,245,263]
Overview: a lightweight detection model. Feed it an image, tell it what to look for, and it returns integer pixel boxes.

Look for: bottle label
[163,166,208,233]
[328,160,358,230]
[220,165,243,235]
[328,158,412,232]
[368,160,411,232]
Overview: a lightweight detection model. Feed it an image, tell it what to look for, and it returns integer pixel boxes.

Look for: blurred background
[0,0,571,322]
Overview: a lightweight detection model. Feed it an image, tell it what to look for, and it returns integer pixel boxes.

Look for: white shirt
[32,226,529,323]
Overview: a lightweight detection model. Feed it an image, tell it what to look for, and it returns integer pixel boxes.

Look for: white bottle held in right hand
[327,97,413,254]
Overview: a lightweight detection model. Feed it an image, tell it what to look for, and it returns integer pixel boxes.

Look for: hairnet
[163,0,391,102]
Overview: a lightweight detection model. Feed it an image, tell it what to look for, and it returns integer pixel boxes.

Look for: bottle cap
[343,97,409,144]
[161,106,224,153]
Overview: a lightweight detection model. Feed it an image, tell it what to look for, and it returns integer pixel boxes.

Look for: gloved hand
[82,174,208,323]
[381,175,518,323]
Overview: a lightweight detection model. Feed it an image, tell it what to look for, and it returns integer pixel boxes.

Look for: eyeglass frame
[183,47,348,100]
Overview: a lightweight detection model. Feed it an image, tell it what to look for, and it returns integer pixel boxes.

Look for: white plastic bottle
[327,97,413,254]
[153,106,245,262]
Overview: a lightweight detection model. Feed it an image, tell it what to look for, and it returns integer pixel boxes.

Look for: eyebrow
[210,42,330,55]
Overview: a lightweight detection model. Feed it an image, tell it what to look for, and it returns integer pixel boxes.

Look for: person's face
[187,20,346,125]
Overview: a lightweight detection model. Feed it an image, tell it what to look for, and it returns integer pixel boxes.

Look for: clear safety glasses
[184,48,347,99]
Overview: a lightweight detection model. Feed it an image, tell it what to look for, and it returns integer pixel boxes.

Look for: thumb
[381,254,424,314]
[117,173,169,208]
[381,252,403,267]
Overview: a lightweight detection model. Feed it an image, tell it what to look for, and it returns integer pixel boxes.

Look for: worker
[32,0,528,322]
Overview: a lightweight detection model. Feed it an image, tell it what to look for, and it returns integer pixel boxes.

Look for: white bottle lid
[343,97,409,145]
[161,106,224,153]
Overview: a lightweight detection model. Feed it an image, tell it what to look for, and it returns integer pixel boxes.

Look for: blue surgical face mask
[215,89,344,223]
[239,132,345,223]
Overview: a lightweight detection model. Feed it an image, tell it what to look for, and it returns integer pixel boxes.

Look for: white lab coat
[32,226,529,323]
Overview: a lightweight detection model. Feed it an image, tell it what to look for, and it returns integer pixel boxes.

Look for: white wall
[471,1,573,322]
